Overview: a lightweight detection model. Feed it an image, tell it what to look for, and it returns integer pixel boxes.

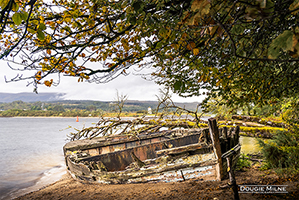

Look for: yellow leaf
[193,48,200,55]
[209,26,218,36]
[290,0,299,14]
[291,34,298,51]
[102,6,107,13]
[182,33,188,39]
[0,0,10,9]
[35,71,42,80]
[44,79,53,87]
[171,43,179,50]
[191,0,211,15]
[191,0,207,12]
[189,41,196,49]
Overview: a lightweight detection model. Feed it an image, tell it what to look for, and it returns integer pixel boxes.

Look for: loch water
[0,117,98,200]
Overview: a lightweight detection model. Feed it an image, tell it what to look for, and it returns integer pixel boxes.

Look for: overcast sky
[0,60,205,103]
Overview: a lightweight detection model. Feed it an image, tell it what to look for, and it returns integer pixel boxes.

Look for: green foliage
[12,12,22,25]
[268,30,294,59]
[236,153,251,171]
[257,102,299,174]
[224,125,285,135]
[202,95,237,120]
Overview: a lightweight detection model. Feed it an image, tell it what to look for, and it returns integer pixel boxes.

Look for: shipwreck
[63,118,241,184]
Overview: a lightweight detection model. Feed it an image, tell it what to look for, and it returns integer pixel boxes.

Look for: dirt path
[15,168,298,200]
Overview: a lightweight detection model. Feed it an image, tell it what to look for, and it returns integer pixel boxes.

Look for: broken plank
[156,143,212,155]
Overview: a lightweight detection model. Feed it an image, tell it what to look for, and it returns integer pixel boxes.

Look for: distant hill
[0,92,66,103]
[0,93,201,111]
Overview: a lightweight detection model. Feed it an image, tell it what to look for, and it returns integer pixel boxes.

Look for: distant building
[148,107,152,114]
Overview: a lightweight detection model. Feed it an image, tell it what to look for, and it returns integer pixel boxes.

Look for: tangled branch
[67,90,203,141]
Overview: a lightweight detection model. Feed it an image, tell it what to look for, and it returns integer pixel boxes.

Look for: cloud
[0,61,205,103]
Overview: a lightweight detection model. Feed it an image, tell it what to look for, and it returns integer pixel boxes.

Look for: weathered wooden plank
[64,129,201,152]
[208,118,224,180]
[226,156,240,200]
[234,126,240,146]
[221,144,241,159]
[156,143,212,155]
[222,127,228,139]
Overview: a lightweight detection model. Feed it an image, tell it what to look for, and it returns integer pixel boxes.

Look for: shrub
[236,153,251,171]
[257,98,299,176]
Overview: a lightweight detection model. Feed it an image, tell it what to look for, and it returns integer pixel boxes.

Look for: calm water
[0,117,99,200]
[240,136,262,154]
[0,117,261,199]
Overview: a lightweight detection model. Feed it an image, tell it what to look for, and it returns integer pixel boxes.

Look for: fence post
[226,156,240,200]
[208,118,224,181]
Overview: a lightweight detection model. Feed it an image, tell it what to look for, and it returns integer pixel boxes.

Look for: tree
[1,0,299,106]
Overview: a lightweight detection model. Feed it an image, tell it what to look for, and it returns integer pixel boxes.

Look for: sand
[15,168,299,200]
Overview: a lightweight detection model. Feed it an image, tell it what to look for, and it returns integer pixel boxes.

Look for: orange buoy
[76,116,79,122]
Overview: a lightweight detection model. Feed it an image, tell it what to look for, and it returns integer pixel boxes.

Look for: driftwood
[243,154,264,165]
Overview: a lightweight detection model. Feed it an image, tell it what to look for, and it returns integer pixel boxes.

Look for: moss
[197,123,208,127]
[220,125,285,133]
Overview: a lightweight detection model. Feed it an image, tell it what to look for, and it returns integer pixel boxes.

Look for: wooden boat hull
[64,122,240,184]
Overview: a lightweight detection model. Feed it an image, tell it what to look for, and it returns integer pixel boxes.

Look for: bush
[236,153,251,171]
[257,98,299,176]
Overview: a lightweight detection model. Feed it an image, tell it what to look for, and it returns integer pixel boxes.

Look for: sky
[0,61,205,103]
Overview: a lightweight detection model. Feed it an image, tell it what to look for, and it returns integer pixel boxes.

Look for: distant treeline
[0,100,150,117]
[0,100,199,117]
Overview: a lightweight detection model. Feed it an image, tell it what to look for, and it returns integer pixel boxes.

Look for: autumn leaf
[187,41,196,50]
[290,0,299,13]
[35,71,42,80]
[0,0,10,9]
[44,79,53,87]
[193,48,200,55]
[191,0,210,13]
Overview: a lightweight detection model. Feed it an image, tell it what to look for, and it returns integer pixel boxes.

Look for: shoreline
[0,116,101,119]
[8,166,66,200]
[15,168,299,200]
[0,116,140,119]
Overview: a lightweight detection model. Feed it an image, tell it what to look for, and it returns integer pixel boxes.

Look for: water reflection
[239,136,266,154]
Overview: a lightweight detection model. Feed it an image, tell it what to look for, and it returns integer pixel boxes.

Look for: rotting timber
[63,118,241,184]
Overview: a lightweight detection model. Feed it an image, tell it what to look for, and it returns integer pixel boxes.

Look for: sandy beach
[15,168,299,200]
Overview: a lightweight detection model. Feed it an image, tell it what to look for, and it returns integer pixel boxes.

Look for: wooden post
[226,156,240,200]
[235,126,240,145]
[222,127,228,139]
[231,127,236,147]
[208,118,223,180]
[223,127,228,152]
